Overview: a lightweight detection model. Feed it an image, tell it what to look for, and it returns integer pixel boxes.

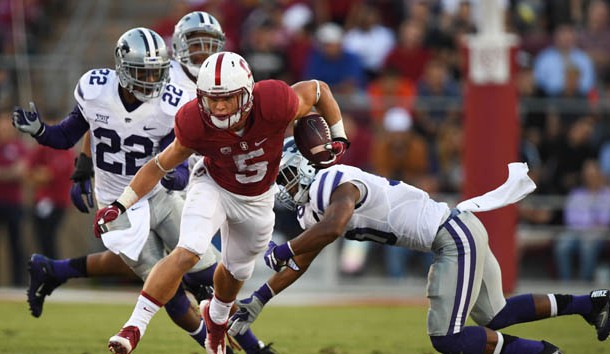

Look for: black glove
[70,153,94,213]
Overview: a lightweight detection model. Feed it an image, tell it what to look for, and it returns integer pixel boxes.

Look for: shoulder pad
[74,68,116,103]
[308,166,348,214]
[159,82,192,116]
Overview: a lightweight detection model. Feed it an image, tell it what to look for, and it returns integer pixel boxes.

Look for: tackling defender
[228,138,610,354]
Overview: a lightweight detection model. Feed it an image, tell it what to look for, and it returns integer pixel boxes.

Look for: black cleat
[26,254,65,318]
[183,282,214,304]
[586,289,610,341]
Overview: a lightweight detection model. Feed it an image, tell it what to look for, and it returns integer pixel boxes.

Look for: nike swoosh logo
[143,306,154,313]
[143,126,156,131]
[255,138,268,146]
[35,283,45,298]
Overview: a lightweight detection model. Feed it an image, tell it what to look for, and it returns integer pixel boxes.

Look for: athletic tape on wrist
[329,120,347,140]
[116,186,139,210]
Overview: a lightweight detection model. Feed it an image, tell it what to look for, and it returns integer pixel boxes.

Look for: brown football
[293,113,332,165]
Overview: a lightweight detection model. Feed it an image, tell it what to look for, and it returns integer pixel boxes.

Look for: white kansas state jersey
[297,165,451,252]
[74,68,191,205]
[168,60,203,174]
[169,60,197,95]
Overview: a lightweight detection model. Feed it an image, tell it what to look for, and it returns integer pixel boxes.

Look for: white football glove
[227,295,265,336]
[12,101,44,137]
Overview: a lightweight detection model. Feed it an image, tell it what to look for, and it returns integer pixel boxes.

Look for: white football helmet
[276,137,318,210]
[114,27,170,102]
[172,11,225,77]
[196,51,254,130]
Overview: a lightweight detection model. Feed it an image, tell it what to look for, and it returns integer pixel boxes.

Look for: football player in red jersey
[96,51,350,354]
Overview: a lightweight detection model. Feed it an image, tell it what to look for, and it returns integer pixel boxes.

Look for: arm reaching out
[264,182,358,270]
[229,249,323,336]
[229,182,360,335]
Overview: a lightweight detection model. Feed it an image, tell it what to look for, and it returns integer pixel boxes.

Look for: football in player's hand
[294,113,332,165]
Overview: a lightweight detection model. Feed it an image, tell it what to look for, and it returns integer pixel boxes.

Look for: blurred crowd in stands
[0,0,64,108]
[150,0,610,197]
[0,0,70,286]
[2,0,610,285]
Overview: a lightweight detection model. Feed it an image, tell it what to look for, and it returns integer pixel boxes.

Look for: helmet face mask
[198,90,247,130]
[196,52,254,130]
[115,28,170,102]
[172,11,225,77]
[276,138,317,210]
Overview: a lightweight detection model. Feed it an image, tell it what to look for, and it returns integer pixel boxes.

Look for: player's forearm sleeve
[35,105,90,149]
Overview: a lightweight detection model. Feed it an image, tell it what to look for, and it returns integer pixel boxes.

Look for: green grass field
[0,300,607,354]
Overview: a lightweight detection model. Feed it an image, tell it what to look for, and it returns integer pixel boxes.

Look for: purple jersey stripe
[317,170,343,213]
[316,171,329,212]
[355,184,368,209]
[445,221,466,335]
[330,171,343,192]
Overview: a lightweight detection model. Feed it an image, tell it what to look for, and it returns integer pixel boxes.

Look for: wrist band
[312,79,321,104]
[329,120,347,140]
[154,154,173,174]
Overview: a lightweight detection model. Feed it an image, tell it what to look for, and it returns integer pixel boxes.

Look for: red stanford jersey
[175,80,299,196]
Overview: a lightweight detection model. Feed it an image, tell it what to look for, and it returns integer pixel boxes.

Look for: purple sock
[487,294,537,329]
[502,337,544,354]
[253,283,274,305]
[52,257,87,281]
[183,263,216,288]
[557,294,592,316]
[190,322,206,348]
[165,287,191,319]
[234,328,261,353]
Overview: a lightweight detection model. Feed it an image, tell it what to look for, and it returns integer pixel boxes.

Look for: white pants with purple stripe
[426,210,506,336]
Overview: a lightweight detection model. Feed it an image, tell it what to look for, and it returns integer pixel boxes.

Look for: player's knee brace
[165,287,191,319]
